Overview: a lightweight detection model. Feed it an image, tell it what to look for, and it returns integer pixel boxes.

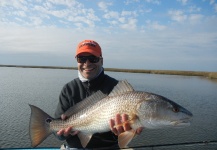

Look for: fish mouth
[171,118,191,127]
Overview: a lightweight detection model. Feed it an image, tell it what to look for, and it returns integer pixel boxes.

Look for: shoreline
[1,64,217,79]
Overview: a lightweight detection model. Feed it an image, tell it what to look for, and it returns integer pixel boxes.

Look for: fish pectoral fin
[77,132,93,148]
[118,129,136,148]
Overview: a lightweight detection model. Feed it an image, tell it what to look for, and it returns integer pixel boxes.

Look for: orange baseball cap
[75,40,102,57]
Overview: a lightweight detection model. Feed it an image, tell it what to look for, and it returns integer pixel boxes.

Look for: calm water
[1,67,217,149]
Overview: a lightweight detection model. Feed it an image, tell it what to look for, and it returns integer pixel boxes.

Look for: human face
[77,53,103,80]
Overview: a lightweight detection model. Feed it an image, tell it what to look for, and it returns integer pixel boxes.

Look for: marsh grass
[1,65,217,79]
[105,68,217,79]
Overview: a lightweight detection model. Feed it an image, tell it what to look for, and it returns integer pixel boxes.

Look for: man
[55,40,142,149]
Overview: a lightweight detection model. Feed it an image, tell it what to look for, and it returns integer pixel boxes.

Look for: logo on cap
[79,41,97,49]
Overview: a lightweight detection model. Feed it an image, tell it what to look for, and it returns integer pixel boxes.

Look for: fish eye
[173,107,179,113]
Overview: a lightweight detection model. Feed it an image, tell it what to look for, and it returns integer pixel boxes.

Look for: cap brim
[75,49,101,57]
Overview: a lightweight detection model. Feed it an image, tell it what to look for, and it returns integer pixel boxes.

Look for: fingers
[57,114,79,137]
[61,114,67,120]
[57,126,72,136]
[110,114,132,136]
[115,114,124,135]
[109,118,118,135]
[57,128,64,136]
[71,130,79,136]
[64,127,72,136]
[110,114,144,136]
[122,114,131,131]
[136,127,144,135]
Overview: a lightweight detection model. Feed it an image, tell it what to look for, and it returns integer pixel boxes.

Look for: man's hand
[56,114,79,137]
[109,114,144,136]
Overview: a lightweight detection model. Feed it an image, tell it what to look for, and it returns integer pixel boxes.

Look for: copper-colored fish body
[29,80,192,148]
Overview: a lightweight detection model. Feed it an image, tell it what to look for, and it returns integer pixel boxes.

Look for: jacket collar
[82,69,105,90]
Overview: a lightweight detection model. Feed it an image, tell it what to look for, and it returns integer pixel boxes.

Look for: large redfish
[29,80,192,148]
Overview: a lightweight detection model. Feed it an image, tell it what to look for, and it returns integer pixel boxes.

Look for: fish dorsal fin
[108,80,134,97]
[77,132,93,148]
[118,129,136,148]
[64,91,107,117]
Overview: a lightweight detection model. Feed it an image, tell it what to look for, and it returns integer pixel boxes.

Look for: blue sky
[0,0,217,71]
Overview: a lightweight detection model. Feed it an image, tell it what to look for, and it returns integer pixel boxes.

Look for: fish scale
[57,92,140,133]
[29,80,192,148]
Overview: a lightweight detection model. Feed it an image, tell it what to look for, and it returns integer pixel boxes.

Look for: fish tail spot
[46,118,52,123]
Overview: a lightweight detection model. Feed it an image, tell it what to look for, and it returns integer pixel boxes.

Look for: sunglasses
[77,55,101,63]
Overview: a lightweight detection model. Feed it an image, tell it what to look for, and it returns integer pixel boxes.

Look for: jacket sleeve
[54,78,86,119]
[53,84,72,141]
[54,85,71,119]
[53,79,84,141]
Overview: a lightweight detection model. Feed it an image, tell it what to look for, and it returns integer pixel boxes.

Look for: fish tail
[29,104,53,147]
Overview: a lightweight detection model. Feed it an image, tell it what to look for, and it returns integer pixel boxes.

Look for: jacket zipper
[86,81,90,97]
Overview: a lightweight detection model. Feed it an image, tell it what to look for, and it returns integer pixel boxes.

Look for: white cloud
[214,4,217,12]
[33,5,47,13]
[147,21,167,30]
[67,15,82,22]
[118,17,125,23]
[35,0,42,2]
[85,9,100,21]
[124,0,140,5]
[0,0,217,71]
[104,11,119,19]
[10,0,28,10]
[13,11,27,17]
[42,1,53,9]
[177,0,188,5]
[104,11,137,19]
[1,16,217,71]
[30,17,43,26]
[1,0,101,28]
[120,18,137,30]
[168,10,187,22]
[121,10,137,17]
[168,9,204,25]
[47,0,80,8]
[49,10,69,18]
[103,10,138,30]
[0,26,85,54]
[188,5,201,13]
[124,0,160,5]
[98,1,112,12]
[188,14,204,24]
[210,0,215,5]
[109,20,118,26]
[15,17,23,22]
[144,0,161,5]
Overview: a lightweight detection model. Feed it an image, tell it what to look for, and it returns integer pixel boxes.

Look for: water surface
[0,67,217,149]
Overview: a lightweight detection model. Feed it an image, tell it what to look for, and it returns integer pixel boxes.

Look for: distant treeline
[1,64,217,79]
